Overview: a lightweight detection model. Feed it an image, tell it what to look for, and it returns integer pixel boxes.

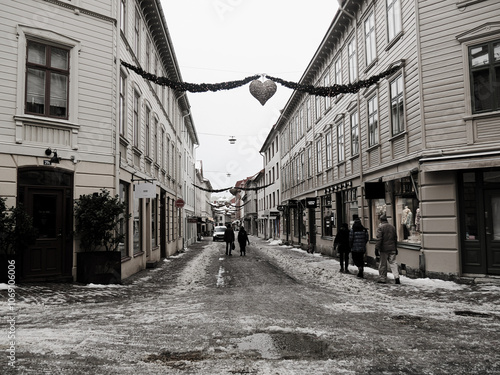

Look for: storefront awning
[420,151,500,172]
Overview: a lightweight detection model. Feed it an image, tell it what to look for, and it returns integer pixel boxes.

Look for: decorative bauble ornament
[249,79,277,106]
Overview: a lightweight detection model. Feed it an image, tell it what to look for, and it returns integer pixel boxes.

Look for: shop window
[321,195,333,237]
[133,196,142,254]
[393,177,421,244]
[151,197,157,247]
[371,198,387,237]
[119,181,129,258]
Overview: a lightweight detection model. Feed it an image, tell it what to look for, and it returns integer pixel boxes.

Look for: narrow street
[1,237,499,374]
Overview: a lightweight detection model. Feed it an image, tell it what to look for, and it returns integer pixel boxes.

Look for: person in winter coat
[334,223,350,273]
[223,224,235,256]
[349,218,369,278]
[237,226,250,256]
[375,214,400,284]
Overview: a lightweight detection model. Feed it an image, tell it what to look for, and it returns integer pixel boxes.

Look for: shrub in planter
[0,198,37,283]
[74,189,130,284]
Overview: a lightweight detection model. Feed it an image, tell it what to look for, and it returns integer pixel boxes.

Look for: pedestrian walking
[224,224,235,256]
[349,218,369,278]
[237,226,250,256]
[333,223,350,273]
[375,214,400,284]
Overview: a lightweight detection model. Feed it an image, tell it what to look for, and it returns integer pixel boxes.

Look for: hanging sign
[134,182,156,199]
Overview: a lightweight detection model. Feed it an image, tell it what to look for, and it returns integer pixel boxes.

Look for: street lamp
[228,136,236,145]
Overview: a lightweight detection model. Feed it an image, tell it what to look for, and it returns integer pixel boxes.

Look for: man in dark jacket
[223,224,235,256]
[375,214,400,284]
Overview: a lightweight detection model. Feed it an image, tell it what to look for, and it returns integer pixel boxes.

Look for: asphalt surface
[1,237,499,374]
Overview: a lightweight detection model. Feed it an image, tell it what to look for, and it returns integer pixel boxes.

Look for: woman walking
[237,226,250,256]
[349,218,369,278]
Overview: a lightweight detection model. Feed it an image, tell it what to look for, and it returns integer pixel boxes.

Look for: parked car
[213,226,226,242]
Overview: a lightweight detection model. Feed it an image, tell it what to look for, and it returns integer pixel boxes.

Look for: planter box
[76,252,121,284]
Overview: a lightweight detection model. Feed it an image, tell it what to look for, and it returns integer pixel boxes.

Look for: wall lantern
[228,136,236,145]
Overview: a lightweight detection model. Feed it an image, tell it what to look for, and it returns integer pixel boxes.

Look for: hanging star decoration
[121,60,400,105]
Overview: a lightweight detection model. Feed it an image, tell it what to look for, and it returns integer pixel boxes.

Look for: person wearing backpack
[349,218,369,278]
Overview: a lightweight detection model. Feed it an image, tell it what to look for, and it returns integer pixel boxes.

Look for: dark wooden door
[23,189,64,279]
[485,190,500,275]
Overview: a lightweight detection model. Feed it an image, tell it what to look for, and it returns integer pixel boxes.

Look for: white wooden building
[0,0,199,281]
[275,0,500,280]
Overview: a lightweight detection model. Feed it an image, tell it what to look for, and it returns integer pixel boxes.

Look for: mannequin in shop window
[401,206,412,239]
[415,207,421,232]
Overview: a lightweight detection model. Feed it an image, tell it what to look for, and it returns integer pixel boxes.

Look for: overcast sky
[161,1,339,189]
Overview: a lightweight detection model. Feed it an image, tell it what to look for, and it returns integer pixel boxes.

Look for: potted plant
[0,198,37,283]
[74,189,130,284]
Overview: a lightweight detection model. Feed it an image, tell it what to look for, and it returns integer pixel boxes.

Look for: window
[119,72,126,136]
[390,75,405,135]
[367,95,379,146]
[145,107,151,156]
[469,40,500,113]
[299,108,304,136]
[337,123,345,162]
[120,0,126,35]
[151,197,157,247]
[133,91,140,148]
[26,40,69,119]
[325,132,332,169]
[370,198,387,238]
[154,117,158,163]
[324,72,332,109]
[119,181,129,258]
[322,195,333,237]
[306,98,311,128]
[145,38,151,72]
[300,153,305,181]
[315,95,321,120]
[335,57,342,85]
[348,39,357,83]
[307,147,312,177]
[160,128,165,169]
[365,11,376,66]
[393,176,420,244]
[387,0,402,42]
[350,111,359,156]
[133,195,142,254]
[316,139,323,173]
[134,9,141,57]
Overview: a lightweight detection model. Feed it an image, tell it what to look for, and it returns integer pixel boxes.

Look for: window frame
[350,110,359,156]
[390,74,405,136]
[337,122,345,162]
[325,131,332,169]
[348,39,357,83]
[364,11,377,66]
[387,0,402,43]
[25,40,70,119]
[469,39,500,114]
[367,94,379,147]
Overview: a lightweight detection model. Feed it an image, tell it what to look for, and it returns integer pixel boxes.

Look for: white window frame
[387,0,402,42]
[365,11,376,66]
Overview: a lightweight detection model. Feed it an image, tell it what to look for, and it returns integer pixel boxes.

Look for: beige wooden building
[0,0,199,281]
[276,0,500,280]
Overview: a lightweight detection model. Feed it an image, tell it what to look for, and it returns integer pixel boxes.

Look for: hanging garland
[121,60,259,93]
[264,66,400,97]
[192,182,273,193]
[121,60,399,98]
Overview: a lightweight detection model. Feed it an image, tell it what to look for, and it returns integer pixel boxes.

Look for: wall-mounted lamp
[228,136,236,145]
[45,148,61,164]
